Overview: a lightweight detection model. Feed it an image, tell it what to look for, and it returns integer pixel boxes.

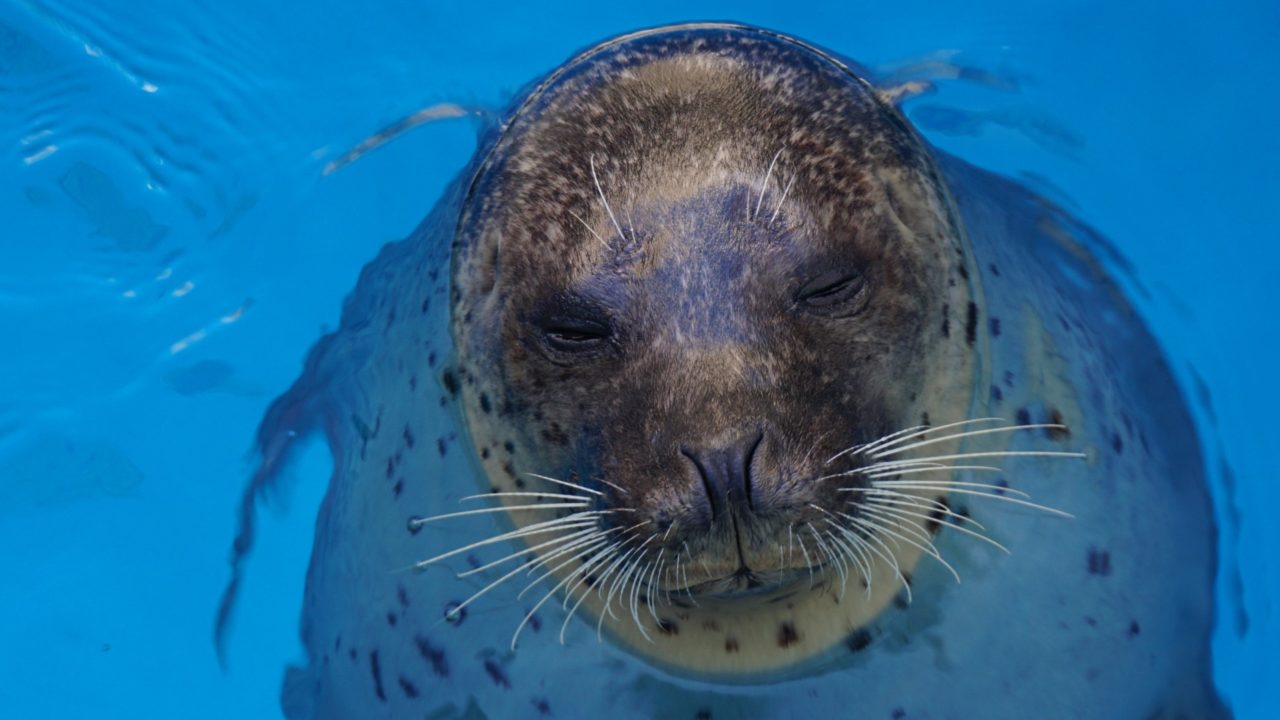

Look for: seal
[218,23,1230,720]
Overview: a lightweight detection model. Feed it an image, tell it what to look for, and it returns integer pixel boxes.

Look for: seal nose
[681,430,764,521]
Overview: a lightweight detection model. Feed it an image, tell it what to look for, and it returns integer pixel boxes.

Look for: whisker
[517,533,615,594]
[857,506,962,583]
[846,480,1030,500]
[818,508,913,603]
[808,524,848,598]
[597,543,646,639]
[825,523,873,599]
[567,209,609,249]
[413,514,606,568]
[828,424,928,465]
[870,483,1074,518]
[559,540,627,643]
[861,418,1006,456]
[856,489,992,530]
[589,154,627,246]
[871,450,1087,466]
[871,424,1071,459]
[753,148,783,221]
[862,464,1005,480]
[511,537,614,650]
[524,473,605,497]
[459,526,598,578]
[461,491,592,503]
[769,174,796,224]
[862,498,1010,553]
[447,529,606,620]
[409,502,590,526]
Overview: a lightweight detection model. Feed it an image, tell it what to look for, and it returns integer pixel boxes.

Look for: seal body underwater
[219,23,1229,719]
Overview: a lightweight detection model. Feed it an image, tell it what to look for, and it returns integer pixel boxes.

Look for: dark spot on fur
[385,457,394,479]
[1128,620,1141,638]
[925,496,950,535]
[504,440,516,454]
[696,710,712,720]
[989,317,1001,337]
[503,461,516,478]
[483,659,511,689]
[892,710,906,719]
[1084,616,1097,627]
[386,612,397,627]
[988,263,1000,277]
[725,638,739,653]
[990,384,1003,403]
[1003,370,1015,387]
[964,302,978,346]
[958,264,969,281]
[409,374,417,391]
[1016,407,1031,426]
[657,619,679,636]
[427,351,437,368]
[1111,433,1124,454]
[940,303,950,337]
[421,297,430,314]
[407,516,423,535]
[442,369,459,396]
[397,585,410,608]
[533,698,551,715]
[481,447,491,460]
[777,622,799,648]
[403,425,416,448]
[1046,408,1070,440]
[392,479,403,497]
[993,477,1009,495]
[479,393,492,413]
[399,675,419,699]
[920,412,930,426]
[414,635,449,677]
[349,648,356,661]
[846,628,873,652]
[527,612,542,632]
[369,651,386,701]
[1087,547,1112,576]
[437,437,448,457]
[334,636,342,651]
[445,601,466,625]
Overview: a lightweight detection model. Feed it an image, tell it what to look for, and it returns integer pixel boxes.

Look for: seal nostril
[682,429,765,520]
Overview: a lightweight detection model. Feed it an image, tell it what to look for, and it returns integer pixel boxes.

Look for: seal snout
[680,428,765,523]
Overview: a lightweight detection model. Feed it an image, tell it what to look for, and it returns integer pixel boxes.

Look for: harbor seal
[219,22,1229,719]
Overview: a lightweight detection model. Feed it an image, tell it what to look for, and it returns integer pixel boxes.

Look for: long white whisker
[870,450,1087,465]
[828,425,928,465]
[858,489,991,530]
[524,473,605,497]
[858,506,962,583]
[863,418,1006,456]
[863,464,1005,480]
[413,514,606,568]
[518,533,614,594]
[410,502,590,526]
[567,209,609,249]
[863,499,1011,554]
[448,530,605,619]
[512,537,613,650]
[461,491,592,503]
[872,424,1070,459]
[769,174,796,223]
[870,483,1074,518]
[590,155,627,245]
[559,541,625,643]
[867,479,1030,499]
[819,508,912,603]
[753,148,783,221]
[459,526,598,577]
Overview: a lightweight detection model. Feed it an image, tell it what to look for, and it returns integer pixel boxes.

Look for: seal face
[450,26,980,674]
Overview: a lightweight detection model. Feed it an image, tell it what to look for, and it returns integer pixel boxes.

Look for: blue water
[1,1,1275,717]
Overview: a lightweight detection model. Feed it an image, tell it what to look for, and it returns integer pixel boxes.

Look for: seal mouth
[677,563,823,601]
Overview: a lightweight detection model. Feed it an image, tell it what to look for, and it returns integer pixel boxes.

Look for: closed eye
[796,269,867,313]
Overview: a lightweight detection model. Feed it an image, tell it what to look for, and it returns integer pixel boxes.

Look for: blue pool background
[0,0,1275,717]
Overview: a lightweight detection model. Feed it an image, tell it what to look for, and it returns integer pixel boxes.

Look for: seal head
[449,25,981,677]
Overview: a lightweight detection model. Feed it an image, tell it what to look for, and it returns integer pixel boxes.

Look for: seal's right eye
[542,319,611,352]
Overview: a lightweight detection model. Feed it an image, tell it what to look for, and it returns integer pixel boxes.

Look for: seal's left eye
[796,269,867,313]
